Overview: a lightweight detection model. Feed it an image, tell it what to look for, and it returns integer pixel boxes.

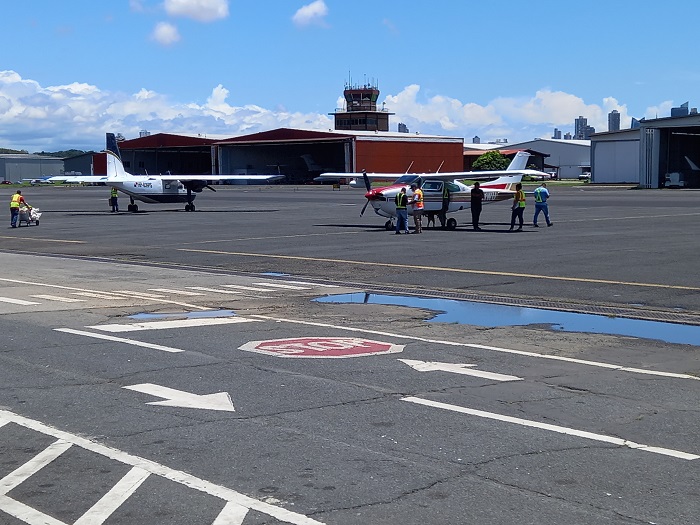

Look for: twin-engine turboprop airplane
[314,151,548,188]
[360,172,523,230]
[49,133,285,212]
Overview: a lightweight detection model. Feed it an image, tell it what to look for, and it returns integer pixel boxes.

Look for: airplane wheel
[446,218,457,230]
[185,203,195,212]
[35,220,39,226]
[384,220,393,230]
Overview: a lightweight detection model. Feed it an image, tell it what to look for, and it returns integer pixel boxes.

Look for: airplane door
[420,180,443,211]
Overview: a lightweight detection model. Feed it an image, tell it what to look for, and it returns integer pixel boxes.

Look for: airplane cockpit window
[422,181,443,192]
[446,182,461,192]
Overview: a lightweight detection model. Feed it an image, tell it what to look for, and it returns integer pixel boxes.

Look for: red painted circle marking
[239,337,404,358]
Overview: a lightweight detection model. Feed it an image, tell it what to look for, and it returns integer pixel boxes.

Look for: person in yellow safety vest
[394,187,409,234]
[409,182,424,234]
[509,182,526,231]
[10,190,29,228]
[110,187,119,212]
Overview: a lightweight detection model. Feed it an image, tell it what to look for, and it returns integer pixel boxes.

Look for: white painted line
[211,501,249,525]
[0,495,67,525]
[283,281,340,288]
[112,290,166,299]
[399,359,523,381]
[251,282,309,290]
[54,328,184,353]
[188,286,243,295]
[71,292,123,299]
[402,397,700,461]
[0,409,326,525]
[222,284,279,292]
[88,317,260,333]
[30,294,85,303]
[73,467,150,525]
[0,277,210,310]
[0,439,73,495]
[124,384,235,412]
[148,288,206,296]
[0,297,41,305]
[248,314,700,381]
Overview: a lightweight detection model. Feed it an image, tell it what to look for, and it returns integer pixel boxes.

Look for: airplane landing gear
[185,203,196,212]
[446,218,457,230]
[384,220,394,231]
[127,197,138,212]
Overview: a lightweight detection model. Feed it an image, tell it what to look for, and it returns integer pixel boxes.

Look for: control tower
[329,81,394,132]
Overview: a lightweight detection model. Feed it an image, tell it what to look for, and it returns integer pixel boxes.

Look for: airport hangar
[464,138,591,179]
[97,128,466,184]
[591,113,700,187]
[0,154,64,183]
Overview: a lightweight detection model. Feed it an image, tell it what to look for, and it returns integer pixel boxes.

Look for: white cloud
[644,100,674,120]
[292,0,328,28]
[151,22,181,46]
[164,0,229,22]
[0,71,680,152]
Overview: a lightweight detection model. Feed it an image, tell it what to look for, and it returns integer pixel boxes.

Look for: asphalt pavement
[0,183,698,524]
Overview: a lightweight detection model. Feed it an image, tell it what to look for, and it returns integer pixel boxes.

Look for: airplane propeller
[360,169,372,217]
[360,199,370,217]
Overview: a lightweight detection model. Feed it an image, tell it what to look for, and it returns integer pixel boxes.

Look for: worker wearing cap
[10,190,28,228]
[409,182,424,234]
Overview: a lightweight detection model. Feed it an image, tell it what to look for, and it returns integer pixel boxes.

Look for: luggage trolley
[18,207,41,226]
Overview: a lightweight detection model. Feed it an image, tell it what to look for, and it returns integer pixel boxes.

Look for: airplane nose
[364,189,383,200]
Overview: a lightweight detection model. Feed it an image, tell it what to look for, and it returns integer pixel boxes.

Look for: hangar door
[592,140,639,184]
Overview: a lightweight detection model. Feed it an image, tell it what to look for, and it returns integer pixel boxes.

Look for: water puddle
[129,309,236,320]
[314,293,700,346]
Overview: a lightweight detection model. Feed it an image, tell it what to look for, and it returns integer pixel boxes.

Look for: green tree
[472,151,510,171]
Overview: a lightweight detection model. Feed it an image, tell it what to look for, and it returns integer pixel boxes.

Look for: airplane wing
[314,172,404,183]
[48,174,284,184]
[47,175,108,183]
[156,174,285,183]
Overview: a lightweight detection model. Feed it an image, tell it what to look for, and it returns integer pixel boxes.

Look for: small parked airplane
[359,172,524,230]
[314,151,548,188]
[49,133,285,212]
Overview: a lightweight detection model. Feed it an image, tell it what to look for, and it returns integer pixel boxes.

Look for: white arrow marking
[124,384,235,412]
[399,359,522,382]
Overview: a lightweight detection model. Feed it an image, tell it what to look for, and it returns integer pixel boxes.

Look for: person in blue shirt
[533,182,553,227]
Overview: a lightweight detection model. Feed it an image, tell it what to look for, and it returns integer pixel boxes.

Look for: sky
[1,0,699,152]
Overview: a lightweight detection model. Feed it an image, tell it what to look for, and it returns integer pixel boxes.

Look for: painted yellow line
[0,236,85,243]
[179,248,700,292]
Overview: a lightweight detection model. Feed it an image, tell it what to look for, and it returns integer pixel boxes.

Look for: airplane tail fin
[506,151,531,171]
[105,133,129,179]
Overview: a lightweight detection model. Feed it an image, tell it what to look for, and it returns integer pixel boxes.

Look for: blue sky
[1,0,698,152]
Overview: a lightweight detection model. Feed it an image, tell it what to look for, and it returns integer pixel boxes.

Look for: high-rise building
[574,116,587,139]
[608,110,620,132]
[398,122,409,133]
[564,132,573,140]
[671,102,689,118]
[552,128,562,139]
[472,136,481,144]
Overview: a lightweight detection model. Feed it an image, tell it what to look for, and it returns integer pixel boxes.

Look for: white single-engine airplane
[314,151,548,188]
[49,133,285,212]
[358,169,531,231]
